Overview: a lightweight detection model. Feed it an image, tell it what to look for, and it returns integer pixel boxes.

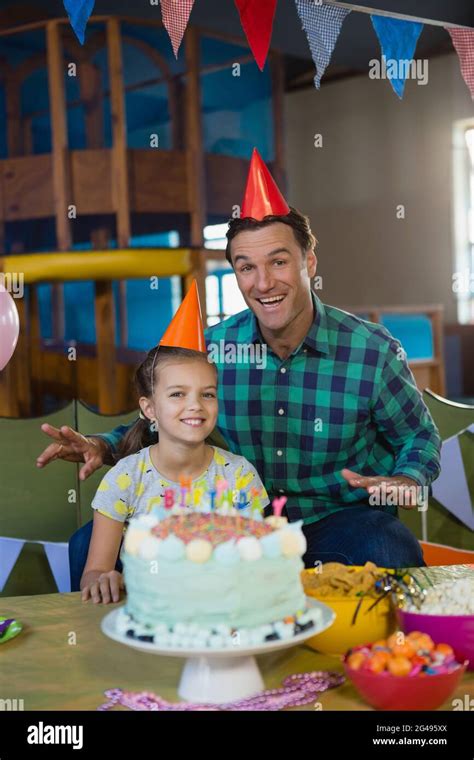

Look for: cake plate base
[101,598,334,704]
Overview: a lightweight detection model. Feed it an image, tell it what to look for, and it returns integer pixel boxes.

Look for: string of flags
[0,536,71,593]
[63,0,473,99]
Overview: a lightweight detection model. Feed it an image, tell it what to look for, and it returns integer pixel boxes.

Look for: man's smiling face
[229,222,317,333]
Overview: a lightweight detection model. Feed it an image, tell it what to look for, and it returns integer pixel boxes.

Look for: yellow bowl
[302,567,397,655]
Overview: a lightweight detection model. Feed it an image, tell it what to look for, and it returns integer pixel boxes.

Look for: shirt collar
[243,291,331,357]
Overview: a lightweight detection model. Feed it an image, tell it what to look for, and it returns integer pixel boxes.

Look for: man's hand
[36,424,109,481]
[81,570,124,604]
[341,468,421,509]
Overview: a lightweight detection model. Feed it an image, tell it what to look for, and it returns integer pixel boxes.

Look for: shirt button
[280,367,286,374]
[278,408,285,415]
[279,488,285,493]
[277,450,283,456]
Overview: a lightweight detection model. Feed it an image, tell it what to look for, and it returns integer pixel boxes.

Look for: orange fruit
[368,652,390,673]
[387,656,412,677]
[415,633,435,652]
[347,652,366,670]
[391,640,416,658]
[435,643,454,657]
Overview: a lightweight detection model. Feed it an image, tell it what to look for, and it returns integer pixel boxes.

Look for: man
[38,149,441,571]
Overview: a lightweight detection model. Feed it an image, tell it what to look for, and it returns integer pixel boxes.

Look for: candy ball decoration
[0,285,20,371]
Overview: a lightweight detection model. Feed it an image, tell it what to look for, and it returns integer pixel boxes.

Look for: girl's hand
[81,571,125,604]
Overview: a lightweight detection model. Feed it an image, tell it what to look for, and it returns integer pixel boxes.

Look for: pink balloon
[0,284,20,371]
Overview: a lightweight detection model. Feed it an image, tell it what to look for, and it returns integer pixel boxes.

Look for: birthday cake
[116,493,321,649]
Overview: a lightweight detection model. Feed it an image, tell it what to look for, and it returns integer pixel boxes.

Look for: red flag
[448,28,474,99]
[234,0,277,71]
[241,148,289,220]
[161,0,195,57]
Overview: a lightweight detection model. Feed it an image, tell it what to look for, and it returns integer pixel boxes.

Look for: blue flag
[371,15,423,99]
[63,0,96,45]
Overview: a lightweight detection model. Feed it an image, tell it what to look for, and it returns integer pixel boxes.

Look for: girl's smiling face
[140,359,218,444]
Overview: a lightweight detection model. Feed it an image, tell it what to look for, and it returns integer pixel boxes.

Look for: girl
[81,345,269,604]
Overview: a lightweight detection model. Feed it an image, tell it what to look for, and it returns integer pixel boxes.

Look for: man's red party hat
[241,148,290,220]
[159,279,206,352]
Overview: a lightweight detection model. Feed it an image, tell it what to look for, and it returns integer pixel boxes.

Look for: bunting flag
[295,0,350,89]
[448,28,474,99]
[43,542,71,593]
[160,0,195,57]
[63,0,96,45]
[0,537,70,593]
[0,538,25,592]
[370,15,423,99]
[234,0,277,71]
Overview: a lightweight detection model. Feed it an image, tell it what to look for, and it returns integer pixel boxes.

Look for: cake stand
[101,598,335,704]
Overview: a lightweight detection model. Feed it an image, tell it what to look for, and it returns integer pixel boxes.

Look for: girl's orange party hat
[159,279,206,352]
[241,147,290,220]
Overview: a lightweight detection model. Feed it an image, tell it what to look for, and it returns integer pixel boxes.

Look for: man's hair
[225,206,317,266]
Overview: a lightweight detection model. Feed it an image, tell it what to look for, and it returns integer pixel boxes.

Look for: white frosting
[237,536,263,561]
[185,539,213,563]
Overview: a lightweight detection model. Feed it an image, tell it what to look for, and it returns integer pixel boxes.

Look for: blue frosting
[214,540,241,566]
[158,534,185,561]
[260,532,282,559]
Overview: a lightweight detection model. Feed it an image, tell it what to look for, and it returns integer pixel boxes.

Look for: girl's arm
[80,512,125,604]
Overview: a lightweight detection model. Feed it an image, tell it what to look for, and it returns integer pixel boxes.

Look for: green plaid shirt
[96,293,441,526]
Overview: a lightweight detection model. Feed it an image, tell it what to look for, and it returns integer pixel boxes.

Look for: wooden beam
[46,21,71,342]
[107,17,130,347]
[94,280,119,414]
[184,28,208,326]
[91,226,118,413]
[5,72,22,157]
[269,51,286,196]
[29,284,43,415]
[78,61,104,149]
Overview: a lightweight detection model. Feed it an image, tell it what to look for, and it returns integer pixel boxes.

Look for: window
[206,269,246,324]
[204,224,246,323]
[453,120,474,323]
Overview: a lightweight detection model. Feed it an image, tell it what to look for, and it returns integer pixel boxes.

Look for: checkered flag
[448,28,474,99]
[295,0,351,88]
[160,0,195,57]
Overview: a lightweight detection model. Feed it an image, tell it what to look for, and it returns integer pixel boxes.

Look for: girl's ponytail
[116,416,157,460]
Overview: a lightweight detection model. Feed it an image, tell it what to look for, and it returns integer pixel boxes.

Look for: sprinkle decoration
[98,671,344,711]
[152,513,273,546]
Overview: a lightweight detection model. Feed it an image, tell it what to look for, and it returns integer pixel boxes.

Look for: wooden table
[1,592,473,711]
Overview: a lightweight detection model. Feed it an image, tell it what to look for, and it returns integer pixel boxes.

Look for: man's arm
[37,420,138,479]
[88,423,137,465]
[371,337,442,488]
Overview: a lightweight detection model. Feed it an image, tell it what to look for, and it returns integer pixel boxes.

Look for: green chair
[0,402,78,596]
[400,390,474,551]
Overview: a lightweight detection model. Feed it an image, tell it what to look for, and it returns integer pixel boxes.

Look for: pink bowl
[344,662,466,711]
[397,609,474,671]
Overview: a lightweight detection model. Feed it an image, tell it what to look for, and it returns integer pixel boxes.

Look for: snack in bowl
[301,562,397,654]
[396,577,474,670]
[344,631,467,710]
